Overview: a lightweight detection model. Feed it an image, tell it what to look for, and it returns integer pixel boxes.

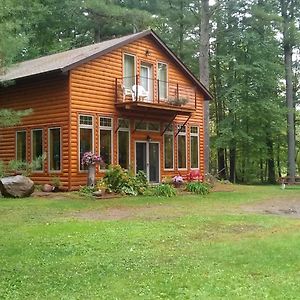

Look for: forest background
[0,0,299,184]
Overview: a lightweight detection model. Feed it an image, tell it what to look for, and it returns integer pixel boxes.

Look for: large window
[124,54,136,89]
[190,126,199,169]
[49,128,61,171]
[158,62,167,99]
[164,124,174,170]
[118,118,130,169]
[79,115,93,171]
[177,125,186,169]
[16,131,26,161]
[31,129,43,171]
[99,117,112,170]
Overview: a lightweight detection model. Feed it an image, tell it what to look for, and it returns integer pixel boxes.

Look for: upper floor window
[124,54,136,89]
[16,130,26,161]
[158,62,168,100]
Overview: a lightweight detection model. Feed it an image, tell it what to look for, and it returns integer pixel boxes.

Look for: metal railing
[115,75,196,110]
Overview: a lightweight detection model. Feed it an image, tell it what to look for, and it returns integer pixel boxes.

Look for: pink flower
[81,152,103,166]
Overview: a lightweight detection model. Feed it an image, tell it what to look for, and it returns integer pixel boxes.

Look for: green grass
[1,185,300,299]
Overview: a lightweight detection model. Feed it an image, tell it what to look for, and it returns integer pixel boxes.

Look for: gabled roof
[0,29,212,100]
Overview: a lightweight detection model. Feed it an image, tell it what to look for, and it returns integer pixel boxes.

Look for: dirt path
[242,196,300,218]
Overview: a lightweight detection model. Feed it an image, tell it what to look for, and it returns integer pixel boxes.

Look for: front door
[136,141,159,183]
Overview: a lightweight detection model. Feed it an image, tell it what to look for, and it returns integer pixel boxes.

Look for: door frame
[140,62,153,101]
[135,140,160,183]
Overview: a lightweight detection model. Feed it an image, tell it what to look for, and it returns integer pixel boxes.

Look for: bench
[278,176,300,185]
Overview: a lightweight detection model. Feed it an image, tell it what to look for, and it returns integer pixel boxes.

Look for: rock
[93,190,103,197]
[42,184,53,192]
[0,175,34,198]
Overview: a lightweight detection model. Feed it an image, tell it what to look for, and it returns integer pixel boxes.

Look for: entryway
[135,141,160,183]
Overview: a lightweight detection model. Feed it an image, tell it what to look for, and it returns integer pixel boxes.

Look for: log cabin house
[0,29,212,190]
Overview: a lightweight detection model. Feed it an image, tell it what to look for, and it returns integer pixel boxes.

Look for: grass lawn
[1,185,300,299]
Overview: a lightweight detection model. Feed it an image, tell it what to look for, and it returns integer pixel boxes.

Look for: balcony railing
[115,75,197,111]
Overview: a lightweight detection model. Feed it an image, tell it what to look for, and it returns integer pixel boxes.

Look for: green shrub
[0,160,5,178]
[152,183,176,197]
[186,182,211,195]
[103,165,148,196]
[79,185,96,196]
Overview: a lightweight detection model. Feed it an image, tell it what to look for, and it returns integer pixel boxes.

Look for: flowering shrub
[187,170,204,182]
[172,175,184,184]
[81,152,103,166]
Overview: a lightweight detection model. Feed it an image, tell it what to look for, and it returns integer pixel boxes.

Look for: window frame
[134,120,160,132]
[99,116,113,171]
[78,114,94,172]
[123,53,136,89]
[117,118,130,170]
[190,125,199,170]
[157,61,168,100]
[177,124,187,170]
[31,128,44,173]
[15,130,27,161]
[48,127,62,173]
[163,123,174,171]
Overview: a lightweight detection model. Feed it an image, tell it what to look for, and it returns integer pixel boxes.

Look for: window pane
[118,118,129,129]
[80,128,93,170]
[124,54,135,89]
[80,115,93,126]
[100,129,111,169]
[164,134,173,169]
[49,128,61,171]
[16,131,26,161]
[191,135,199,169]
[100,117,112,127]
[158,63,167,99]
[135,121,147,130]
[178,135,186,169]
[191,126,198,134]
[32,130,43,171]
[148,122,160,132]
[118,130,129,169]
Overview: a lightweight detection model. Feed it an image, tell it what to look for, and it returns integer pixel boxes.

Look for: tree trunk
[87,164,96,187]
[199,0,210,175]
[266,137,276,184]
[229,147,236,183]
[280,0,296,183]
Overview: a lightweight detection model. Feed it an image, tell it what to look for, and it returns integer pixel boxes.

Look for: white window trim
[123,53,136,87]
[190,126,199,170]
[48,127,62,173]
[117,118,130,170]
[78,115,94,172]
[177,125,187,170]
[157,61,168,100]
[15,130,26,161]
[163,124,174,171]
[99,116,113,172]
[31,128,44,173]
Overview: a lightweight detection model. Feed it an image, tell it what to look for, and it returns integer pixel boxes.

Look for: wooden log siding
[69,35,205,189]
[0,74,70,188]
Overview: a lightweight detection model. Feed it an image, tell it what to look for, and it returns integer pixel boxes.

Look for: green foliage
[0,160,4,178]
[79,185,96,196]
[152,183,176,197]
[0,109,32,127]
[50,176,61,188]
[186,181,211,195]
[103,165,148,196]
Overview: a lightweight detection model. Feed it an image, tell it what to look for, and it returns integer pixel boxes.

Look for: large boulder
[0,175,34,198]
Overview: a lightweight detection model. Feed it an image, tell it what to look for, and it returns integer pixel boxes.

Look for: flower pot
[87,164,96,187]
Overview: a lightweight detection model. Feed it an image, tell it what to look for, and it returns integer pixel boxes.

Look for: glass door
[135,141,160,183]
[140,64,153,101]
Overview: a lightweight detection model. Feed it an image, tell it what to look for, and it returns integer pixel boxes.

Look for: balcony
[114,76,197,116]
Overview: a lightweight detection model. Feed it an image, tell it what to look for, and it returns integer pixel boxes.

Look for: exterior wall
[69,35,205,189]
[0,73,70,188]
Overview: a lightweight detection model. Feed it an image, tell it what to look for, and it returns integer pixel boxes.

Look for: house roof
[0,29,212,100]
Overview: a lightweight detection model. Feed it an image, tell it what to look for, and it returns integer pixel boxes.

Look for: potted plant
[81,152,104,187]
[166,97,189,106]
